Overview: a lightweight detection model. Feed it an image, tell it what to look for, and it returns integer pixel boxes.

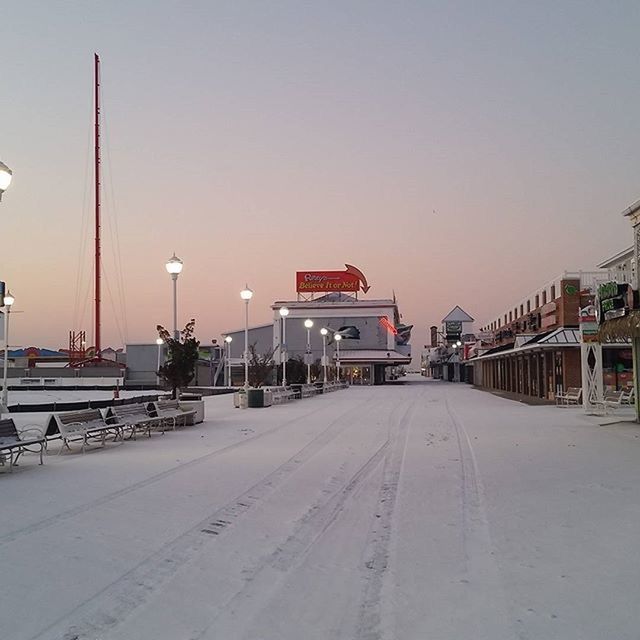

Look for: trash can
[247,388,265,408]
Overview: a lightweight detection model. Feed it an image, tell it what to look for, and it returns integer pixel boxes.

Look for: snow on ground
[2,377,640,639]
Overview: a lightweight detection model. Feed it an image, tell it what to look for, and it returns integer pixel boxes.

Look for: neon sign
[379,316,398,335]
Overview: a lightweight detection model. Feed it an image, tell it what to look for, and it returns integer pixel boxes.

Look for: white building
[225,292,412,386]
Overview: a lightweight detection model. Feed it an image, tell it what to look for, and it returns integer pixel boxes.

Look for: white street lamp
[304,319,314,384]
[320,328,329,384]
[279,307,289,386]
[240,286,253,390]
[155,338,163,387]
[334,333,342,382]
[1,291,15,414]
[0,161,12,201]
[165,254,183,340]
[225,335,233,387]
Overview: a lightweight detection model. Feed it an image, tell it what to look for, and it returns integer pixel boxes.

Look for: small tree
[247,344,276,387]
[157,319,200,399]
[281,356,306,384]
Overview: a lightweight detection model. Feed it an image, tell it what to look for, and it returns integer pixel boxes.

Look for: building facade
[467,267,632,401]
[225,292,412,386]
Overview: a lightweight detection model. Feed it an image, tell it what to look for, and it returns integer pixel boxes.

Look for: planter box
[179,400,204,424]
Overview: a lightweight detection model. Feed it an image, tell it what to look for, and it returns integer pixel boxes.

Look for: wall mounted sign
[596,282,634,324]
[296,264,370,293]
[445,321,462,337]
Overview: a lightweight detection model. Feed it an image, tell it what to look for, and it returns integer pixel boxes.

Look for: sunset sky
[2,1,639,351]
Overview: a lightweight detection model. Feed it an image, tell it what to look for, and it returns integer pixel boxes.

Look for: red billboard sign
[296,264,370,293]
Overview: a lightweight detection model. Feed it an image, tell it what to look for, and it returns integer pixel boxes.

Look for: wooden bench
[53,409,122,453]
[148,399,196,429]
[110,403,164,440]
[0,418,46,471]
[555,387,582,407]
[270,388,297,405]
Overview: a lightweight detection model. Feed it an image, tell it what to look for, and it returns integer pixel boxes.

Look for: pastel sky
[2,1,639,351]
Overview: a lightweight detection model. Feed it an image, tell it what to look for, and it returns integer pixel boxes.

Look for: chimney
[430,326,438,347]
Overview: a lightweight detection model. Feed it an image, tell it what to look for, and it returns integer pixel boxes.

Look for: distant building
[225,292,411,386]
[423,306,475,382]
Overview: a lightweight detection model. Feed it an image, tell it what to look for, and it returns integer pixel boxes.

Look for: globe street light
[155,338,164,387]
[334,333,342,382]
[304,319,314,384]
[165,254,183,340]
[1,291,15,414]
[320,328,329,384]
[240,286,253,390]
[279,307,289,386]
[0,161,12,202]
[225,335,233,387]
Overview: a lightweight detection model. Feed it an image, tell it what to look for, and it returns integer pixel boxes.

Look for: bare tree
[247,344,276,387]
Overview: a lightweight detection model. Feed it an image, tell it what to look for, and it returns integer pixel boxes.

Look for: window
[527,300,531,313]
[542,290,547,305]
[520,304,524,316]
[535,294,540,308]
[509,311,512,322]
[551,285,556,300]
[504,314,507,324]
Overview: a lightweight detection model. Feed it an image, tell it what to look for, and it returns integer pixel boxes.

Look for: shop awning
[469,327,582,361]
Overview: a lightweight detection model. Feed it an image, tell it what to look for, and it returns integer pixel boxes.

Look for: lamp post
[334,333,342,382]
[320,328,329,383]
[240,286,253,390]
[304,319,314,383]
[165,254,183,340]
[225,335,233,387]
[279,307,289,386]
[0,161,13,202]
[1,291,15,414]
[155,338,163,387]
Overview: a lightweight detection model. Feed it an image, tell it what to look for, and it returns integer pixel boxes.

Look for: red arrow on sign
[345,264,370,293]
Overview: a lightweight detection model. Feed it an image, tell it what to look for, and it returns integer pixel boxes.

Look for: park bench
[110,403,164,440]
[147,399,196,429]
[0,418,45,471]
[270,388,297,405]
[300,384,318,398]
[555,387,582,407]
[595,389,630,414]
[53,409,122,453]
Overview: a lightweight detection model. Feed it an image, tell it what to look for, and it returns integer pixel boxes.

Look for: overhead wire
[102,80,129,346]
[72,90,94,335]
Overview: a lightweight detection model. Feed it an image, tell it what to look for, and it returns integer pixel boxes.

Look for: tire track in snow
[355,387,419,640]
[186,422,395,640]
[0,396,353,547]
[444,391,514,639]
[27,393,388,640]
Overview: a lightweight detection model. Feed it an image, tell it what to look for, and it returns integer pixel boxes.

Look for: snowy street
[3,377,640,639]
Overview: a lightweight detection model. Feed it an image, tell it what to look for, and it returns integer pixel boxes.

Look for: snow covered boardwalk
[2,377,640,639]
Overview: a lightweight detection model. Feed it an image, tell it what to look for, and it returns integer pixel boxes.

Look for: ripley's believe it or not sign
[296,264,370,293]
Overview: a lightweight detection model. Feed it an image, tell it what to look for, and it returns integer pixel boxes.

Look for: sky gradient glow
[2,1,639,351]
